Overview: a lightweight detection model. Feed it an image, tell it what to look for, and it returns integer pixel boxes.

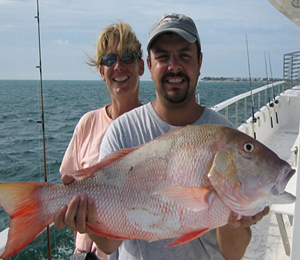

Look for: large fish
[0,125,296,258]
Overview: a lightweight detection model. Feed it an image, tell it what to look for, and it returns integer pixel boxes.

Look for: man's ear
[199,52,203,69]
[147,56,151,71]
[198,53,203,77]
[146,55,154,80]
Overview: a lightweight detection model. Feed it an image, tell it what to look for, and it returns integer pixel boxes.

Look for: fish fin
[153,186,212,212]
[0,182,54,258]
[69,147,140,181]
[208,151,242,210]
[86,222,128,240]
[165,228,209,247]
[208,150,239,189]
[99,147,140,168]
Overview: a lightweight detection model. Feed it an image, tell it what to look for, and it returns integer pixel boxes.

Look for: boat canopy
[268,0,300,27]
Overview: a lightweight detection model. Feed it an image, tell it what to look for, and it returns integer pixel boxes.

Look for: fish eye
[244,143,254,153]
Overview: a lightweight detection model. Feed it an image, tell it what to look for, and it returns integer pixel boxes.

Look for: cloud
[55,39,69,45]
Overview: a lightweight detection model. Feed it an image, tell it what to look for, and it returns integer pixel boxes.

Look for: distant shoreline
[201,77,283,82]
[0,78,284,82]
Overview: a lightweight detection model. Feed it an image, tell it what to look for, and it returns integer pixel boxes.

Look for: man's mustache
[161,72,190,83]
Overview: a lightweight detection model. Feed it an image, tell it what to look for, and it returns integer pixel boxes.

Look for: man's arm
[217,207,269,260]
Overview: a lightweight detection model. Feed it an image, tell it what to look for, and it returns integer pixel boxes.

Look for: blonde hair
[89,22,142,70]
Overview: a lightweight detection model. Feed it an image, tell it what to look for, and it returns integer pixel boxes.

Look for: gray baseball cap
[147,13,201,52]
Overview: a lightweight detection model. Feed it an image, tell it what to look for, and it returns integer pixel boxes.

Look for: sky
[0,0,299,81]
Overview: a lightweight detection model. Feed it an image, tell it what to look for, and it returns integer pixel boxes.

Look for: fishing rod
[197,81,200,104]
[268,52,279,124]
[245,35,257,139]
[264,51,274,128]
[35,0,52,259]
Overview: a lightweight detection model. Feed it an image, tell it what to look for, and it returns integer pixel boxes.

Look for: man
[55,13,269,260]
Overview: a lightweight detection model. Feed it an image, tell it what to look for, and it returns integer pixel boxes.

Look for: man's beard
[161,72,191,104]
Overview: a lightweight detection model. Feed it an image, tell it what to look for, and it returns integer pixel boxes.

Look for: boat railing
[284,51,300,84]
[211,80,287,128]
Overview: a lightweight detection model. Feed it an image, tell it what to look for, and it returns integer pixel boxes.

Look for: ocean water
[0,79,266,259]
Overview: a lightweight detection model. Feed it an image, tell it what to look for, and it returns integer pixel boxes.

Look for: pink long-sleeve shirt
[60,105,112,260]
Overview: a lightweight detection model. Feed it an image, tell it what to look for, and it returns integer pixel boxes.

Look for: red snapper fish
[0,125,296,258]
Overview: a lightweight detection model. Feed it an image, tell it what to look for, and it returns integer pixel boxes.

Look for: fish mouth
[273,168,295,195]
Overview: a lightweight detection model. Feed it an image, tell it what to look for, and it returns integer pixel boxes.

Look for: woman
[60,22,144,259]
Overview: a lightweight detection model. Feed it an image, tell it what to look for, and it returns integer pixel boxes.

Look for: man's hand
[217,207,270,260]
[54,194,97,233]
[54,173,98,233]
[227,206,270,229]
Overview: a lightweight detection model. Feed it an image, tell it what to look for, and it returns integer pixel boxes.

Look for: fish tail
[0,182,54,258]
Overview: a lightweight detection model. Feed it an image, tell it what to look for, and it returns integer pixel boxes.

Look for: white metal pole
[290,113,300,260]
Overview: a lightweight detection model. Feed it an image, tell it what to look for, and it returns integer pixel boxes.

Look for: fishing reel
[68,252,98,260]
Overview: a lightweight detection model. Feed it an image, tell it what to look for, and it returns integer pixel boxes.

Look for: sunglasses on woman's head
[100,52,140,67]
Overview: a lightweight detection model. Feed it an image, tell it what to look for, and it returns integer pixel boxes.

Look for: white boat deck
[264,123,299,166]
[242,87,300,260]
[243,125,298,260]
[243,212,292,260]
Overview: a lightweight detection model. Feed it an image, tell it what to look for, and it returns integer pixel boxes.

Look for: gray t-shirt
[99,102,234,260]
